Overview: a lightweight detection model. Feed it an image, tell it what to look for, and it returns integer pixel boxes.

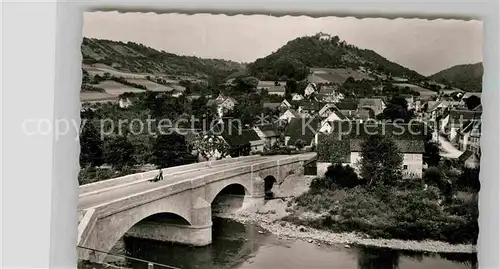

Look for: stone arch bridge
[77,153,316,262]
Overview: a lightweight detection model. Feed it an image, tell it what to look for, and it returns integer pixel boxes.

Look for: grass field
[393,83,438,100]
[309,68,373,84]
[83,64,149,79]
[80,91,117,102]
[126,79,176,92]
[96,80,147,95]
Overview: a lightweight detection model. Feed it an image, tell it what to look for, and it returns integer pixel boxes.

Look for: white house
[206,94,238,118]
[458,150,480,169]
[442,109,482,143]
[280,99,292,109]
[350,139,425,179]
[119,98,132,108]
[457,119,481,152]
[267,86,286,96]
[304,83,318,97]
[253,124,280,149]
[279,108,301,123]
[292,93,304,101]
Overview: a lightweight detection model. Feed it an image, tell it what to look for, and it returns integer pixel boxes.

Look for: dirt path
[439,135,464,158]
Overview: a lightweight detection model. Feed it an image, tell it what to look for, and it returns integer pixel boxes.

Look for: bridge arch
[206,180,252,205]
[263,175,277,198]
[87,195,193,259]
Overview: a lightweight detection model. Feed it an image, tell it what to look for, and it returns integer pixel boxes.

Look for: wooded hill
[429,62,483,92]
[247,33,425,81]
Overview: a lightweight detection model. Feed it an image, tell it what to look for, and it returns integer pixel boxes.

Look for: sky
[83,11,483,76]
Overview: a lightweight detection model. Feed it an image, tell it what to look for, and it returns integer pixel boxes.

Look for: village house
[440,89,465,98]
[279,108,302,123]
[460,92,482,108]
[204,119,265,157]
[295,100,322,117]
[257,81,287,96]
[206,94,238,117]
[284,117,320,148]
[119,97,132,108]
[423,96,463,121]
[323,122,428,179]
[318,103,339,118]
[267,85,286,96]
[350,138,425,179]
[334,100,359,120]
[304,83,318,97]
[357,98,386,120]
[292,93,305,101]
[441,109,482,143]
[317,86,338,102]
[253,123,280,149]
[400,94,415,110]
[280,99,292,109]
[456,118,481,151]
[458,150,480,169]
[319,109,348,133]
[171,89,184,98]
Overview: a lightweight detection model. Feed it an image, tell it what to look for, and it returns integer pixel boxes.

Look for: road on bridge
[78,154,314,212]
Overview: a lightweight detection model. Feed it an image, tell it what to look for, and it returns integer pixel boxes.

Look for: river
[106,218,477,269]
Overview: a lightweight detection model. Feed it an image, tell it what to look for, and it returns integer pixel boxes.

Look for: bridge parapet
[79,156,263,196]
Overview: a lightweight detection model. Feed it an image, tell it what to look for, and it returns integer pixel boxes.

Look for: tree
[294,139,306,150]
[194,134,230,161]
[424,166,443,186]
[286,79,298,95]
[464,95,481,110]
[324,164,362,188]
[79,121,104,167]
[381,95,413,122]
[424,141,441,167]
[360,135,403,186]
[103,135,135,170]
[233,76,259,93]
[153,133,194,168]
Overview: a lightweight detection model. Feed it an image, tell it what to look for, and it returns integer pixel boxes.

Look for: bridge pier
[125,197,213,247]
[242,177,266,212]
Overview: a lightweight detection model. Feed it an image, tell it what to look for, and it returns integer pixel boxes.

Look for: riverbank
[215,174,476,254]
[215,210,476,254]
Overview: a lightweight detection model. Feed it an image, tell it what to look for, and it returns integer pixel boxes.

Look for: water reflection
[357,247,400,269]
[112,218,263,269]
[108,218,477,269]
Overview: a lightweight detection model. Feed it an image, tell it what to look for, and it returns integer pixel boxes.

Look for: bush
[424,167,443,186]
[324,164,363,188]
[289,182,478,244]
[456,167,480,192]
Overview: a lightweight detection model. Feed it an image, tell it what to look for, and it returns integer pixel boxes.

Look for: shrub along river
[105,218,477,269]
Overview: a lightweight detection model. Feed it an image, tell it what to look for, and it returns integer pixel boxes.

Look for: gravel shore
[216,210,476,254]
[215,173,476,254]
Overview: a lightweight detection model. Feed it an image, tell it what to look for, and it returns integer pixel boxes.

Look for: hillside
[81,37,245,80]
[429,62,483,92]
[247,33,425,82]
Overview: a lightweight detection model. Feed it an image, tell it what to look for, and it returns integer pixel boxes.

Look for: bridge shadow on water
[107,183,264,269]
[109,218,265,269]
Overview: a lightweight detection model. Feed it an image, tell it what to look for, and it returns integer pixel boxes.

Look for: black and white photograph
[76,11,482,269]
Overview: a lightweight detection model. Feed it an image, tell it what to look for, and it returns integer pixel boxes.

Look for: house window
[403,165,408,170]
